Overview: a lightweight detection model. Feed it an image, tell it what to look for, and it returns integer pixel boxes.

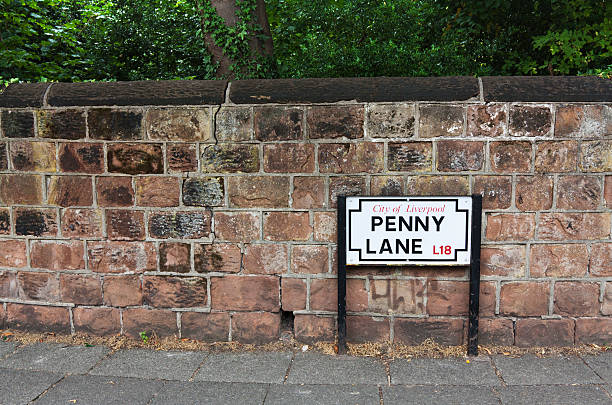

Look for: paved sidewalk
[0,341,611,404]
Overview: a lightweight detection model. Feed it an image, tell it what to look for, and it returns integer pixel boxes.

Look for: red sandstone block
[135,176,180,207]
[17,272,59,302]
[436,141,484,172]
[318,142,384,173]
[581,141,612,172]
[96,176,134,207]
[557,175,601,210]
[500,282,549,316]
[14,207,58,237]
[215,106,252,141]
[0,240,27,268]
[103,275,142,307]
[291,245,329,274]
[370,176,404,196]
[47,176,92,207]
[0,174,43,205]
[481,245,526,277]
[0,208,9,234]
[394,318,464,345]
[555,105,610,138]
[515,319,574,347]
[306,106,364,139]
[368,104,415,138]
[181,312,230,342]
[59,274,102,305]
[201,144,259,173]
[61,208,103,238]
[602,283,612,315]
[159,242,191,273]
[480,282,497,317]
[535,141,578,172]
[106,210,145,240]
[294,314,335,343]
[406,175,470,196]
[122,308,177,338]
[243,243,288,275]
[37,109,86,140]
[479,318,514,346]
[0,271,18,298]
[530,244,588,277]
[73,307,120,336]
[88,241,156,273]
[263,143,315,173]
[538,213,611,241]
[167,143,197,173]
[232,312,280,344]
[143,276,207,308]
[6,303,70,334]
[553,282,600,316]
[369,279,425,314]
[515,176,553,211]
[148,211,211,239]
[473,176,512,209]
[347,316,389,343]
[575,318,612,345]
[213,211,260,242]
[467,104,506,137]
[8,140,56,171]
[605,176,612,208]
[328,176,366,208]
[427,280,468,316]
[419,105,464,138]
[255,107,303,141]
[292,177,326,209]
[145,108,211,141]
[58,142,104,173]
[228,176,289,208]
[107,143,164,174]
[590,243,612,276]
[313,212,336,242]
[0,305,4,329]
[211,275,279,311]
[263,212,312,241]
[194,243,242,273]
[509,105,552,137]
[309,278,367,312]
[281,277,307,311]
[30,240,85,270]
[489,141,532,173]
[485,213,535,241]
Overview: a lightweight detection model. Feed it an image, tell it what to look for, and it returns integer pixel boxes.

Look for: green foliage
[139,331,149,344]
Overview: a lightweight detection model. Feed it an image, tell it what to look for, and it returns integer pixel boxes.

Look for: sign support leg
[337,196,347,355]
[467,194,482,356]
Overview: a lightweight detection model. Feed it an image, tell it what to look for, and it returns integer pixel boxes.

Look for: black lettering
[415,216,429,231]
[386,216,396,231]
[366,239,376,254]
[380,239,392,253]
[399,216,412,231]
[396,239,409,254]
[432,216,445,231]
[372,216,383,231]
[412,239,422,254]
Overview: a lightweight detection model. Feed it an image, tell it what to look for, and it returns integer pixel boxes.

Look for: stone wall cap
[482,76,612,102]
[0,83,51,108]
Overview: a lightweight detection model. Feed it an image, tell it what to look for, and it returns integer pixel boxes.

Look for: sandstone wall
[0,77,610,345]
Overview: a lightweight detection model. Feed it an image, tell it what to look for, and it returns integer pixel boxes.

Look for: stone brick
[264,143,315,173]
[307,106,363,139]
[194,243,241,273]
[394,318,464,345]
[538,213,610,240]
[555,105,611,138]
[106,210,145,240]
[213,211,260,242]
[122,308,177,338]
[553,281,599,316]
[467,104,506,137]
[500,282,549,316]
[473,176,512,209]
[485,213,535,241]
[516,176,553,211]
[535,140,578,172]
[1,110,34,138]
[347,316,389,343]
[370,279,425,314]
[228,176,289,208]
[509,105,552,137]
[489,141,532,173]
[388,142,432,172]
[37,109,86,139]
[313,212,336,242]
[232,312,280,344]
[211,275,279,311]
[73,307,121,336]
[481,245,526,277]
[9,141,56,172]
[30,240,85,270]
[0,208,9,235]
[319,142,383,174]
[0,142,6,170]
[0,271,16,298]
[146,108,211,141]
[419,105,464,138]
[216,106,252,141]
[436,141,484,171]
[294,314,335,343]
[0,174,42,205]
[515,319,574,347]
[367,104,415,138]
[557,175,601,210]
[581,140,612,172]
[167,144,197,173]
[590,243,612,276]
[103,275,142,307]
[59,274,102,305]
[281,277,306,311]
[328,176,366,208]
[426,280,468,316]
[17,272,59,302]
[291,245,328,274]
[88,241,156,273]
[292,177,326,208]
[88,108,143,140]
[605,176,612,208]
[255,107,303,141]
[201,144,259,173]
[575,318,612,345]
[479,318,514,346]
[159,242,191,273]
[143,276,207,308]
[59,142,104,173]
[6,303,70,334]
[96,176,134,207]
[48,176,92,207]
[370,176,404,196]
[14,207,57,236]
[108,143,164,174]
[603,283,612,315]
[181,312,230,342]
[405,175,469,196]
[149,211,211,239]
[309,278,337,312]
[243,243,288,274]
[182,177,224,206]
[135,176,180,207]
[530,244,588,278]
[480,281,497,317]
[0,240,27,268]
[263,211,312,241]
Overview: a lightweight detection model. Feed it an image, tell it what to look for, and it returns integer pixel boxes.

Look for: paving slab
[0,368,63,404]
[89,349,206,381]
[389,357,500,386]
[583,353,612,383]
[265,384,380,405]
[33,374,164,405]
[0,340,19,358]
[492,354,603,385]
[192,352,292,384]
[151,381,268,405]
[383,385,500,405]
[0,342,109,374]
[286,352,387,385]
[497,385,611,405]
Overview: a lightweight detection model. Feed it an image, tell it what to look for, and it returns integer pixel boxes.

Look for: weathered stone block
[394,318,464,345]
[183,177,224,207]
[181,312,230,342]
[367,104,415,138]
[103,275,142,306]
[194,243,241,273]
[603,283,612,315]
[515,319,574,347]
[255,107,302,141]
[232,312,280,344]
[307,106,364,139]
[328,176,366,207]
[263,211,312,241]
[159,242,191,273]
[291,245,328,274]
[135,176,180,207]
[58,142,104,173]
[538,213,610,240]
[96,176,134,207]
[419,105,464,138]
[405,175,469,196]
[38,109,86,139]
[61,208,103,238]
[500,282,549,316]
[17,272,59,301]
[213,211,260,242]
[30,240,85,270]
[48,176,93,207]
[281,277,307,311]
[88,241,156,273]
[0,142,6,170]
[0,271,18,298]
[243,243,288,274]
[143,276,207,308]
[6,304,70,334]
[575,318,612,345]
[292,176,326,208]
[530,244,588,277]
[215,106,252,141]
[437,141,484,171]
[535,140,578,172]
[107,143,163,174]
[486,213,535,241]
[0,240,27,268]
[294,315,335,343]
[106,209,145,240]
[481,245,526,277]
[0,174,43,205]
[59,274,102,305]
[605,176,612,208]
[509,105,552,137]
[201,144,259,173]
[122,308,177,338]
[14,207,57,236]
[148,211,211,239]
[1,110,34,138]
[479,318,514,346]
[555,105,611,138]
[388,142,432,172]
[370,279,425,314]
[489,141,532,173]
[88,108,143,140]
[557,175,601,210]
[426,280,467,316]
[370,176,404,196]
[9,141,56,172]
[73,307,120,336]
[580,140,612,172]
[473,176,512,209]
[211,275,279,311]
[554,281,599,316]
[146,108,212,141]
[167,144,197,173]
[313,212,336,242]
[346,316,390,343]
[0,208,9,235]
[516,176,553,211]
[467,104,506,137]
[590,243,612,276]
[264,143,315,173]
[228,176,289,208]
